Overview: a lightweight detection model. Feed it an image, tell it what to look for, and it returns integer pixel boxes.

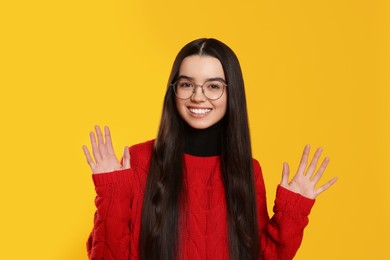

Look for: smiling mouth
[188,108,212,115]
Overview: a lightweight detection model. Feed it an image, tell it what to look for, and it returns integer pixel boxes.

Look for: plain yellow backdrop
[1,0,389,259]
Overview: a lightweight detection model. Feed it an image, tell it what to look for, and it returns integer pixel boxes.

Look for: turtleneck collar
[184,120,223,157]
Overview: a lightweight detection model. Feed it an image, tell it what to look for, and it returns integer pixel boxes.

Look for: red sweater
[87,140,315,260]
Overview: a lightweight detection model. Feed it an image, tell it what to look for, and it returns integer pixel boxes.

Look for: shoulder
[129,139,155,153]
[251,158,263,179]
[129,139,155,171]
[251,158,266,194]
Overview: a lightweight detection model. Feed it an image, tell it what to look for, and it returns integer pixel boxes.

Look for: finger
[315,177,338,197]
[312,157,330,185]
[306,147,323,178]
[90,131,102,162]
[104,126,115,156]
[297,144,310,176]
[122,146,131,169]
[280,162,290,187]
[95,125,108,157]
[82,145,97,172]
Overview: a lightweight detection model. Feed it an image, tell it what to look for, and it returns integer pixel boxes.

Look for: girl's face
[175,55,227,129]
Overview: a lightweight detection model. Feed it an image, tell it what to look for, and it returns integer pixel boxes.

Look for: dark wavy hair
[140,38,260,260]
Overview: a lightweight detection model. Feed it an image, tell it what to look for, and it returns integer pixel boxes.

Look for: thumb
[280,162,290,187]
[122,146,131,169]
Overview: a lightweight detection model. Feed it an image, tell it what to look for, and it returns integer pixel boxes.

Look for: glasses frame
[171,79,228,101]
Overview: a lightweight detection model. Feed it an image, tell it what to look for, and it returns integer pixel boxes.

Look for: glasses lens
[203,81,225,100]
[174,80,193,99]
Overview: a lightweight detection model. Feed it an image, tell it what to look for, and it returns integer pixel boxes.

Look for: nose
[190,85,206,102]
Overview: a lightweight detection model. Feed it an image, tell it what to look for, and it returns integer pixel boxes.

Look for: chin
[187,122,211,129]
[185,119,219,129]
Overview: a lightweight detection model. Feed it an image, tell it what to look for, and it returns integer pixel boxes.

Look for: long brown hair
[140,38,260,260]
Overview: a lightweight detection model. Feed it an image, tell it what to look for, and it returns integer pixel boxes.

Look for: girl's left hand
[280,145,338,199]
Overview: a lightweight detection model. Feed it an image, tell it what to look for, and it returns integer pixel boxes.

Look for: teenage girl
[83,38,337,260]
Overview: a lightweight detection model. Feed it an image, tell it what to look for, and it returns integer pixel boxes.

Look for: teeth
[189,108,211,115]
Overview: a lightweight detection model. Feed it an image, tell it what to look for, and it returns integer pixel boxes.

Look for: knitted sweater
[87,140,315,260]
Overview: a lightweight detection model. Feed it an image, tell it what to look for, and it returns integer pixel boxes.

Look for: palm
[280,145,337,199]
[82,125,130,174]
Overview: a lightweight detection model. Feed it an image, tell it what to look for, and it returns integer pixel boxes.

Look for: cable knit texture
[87,140,315,260]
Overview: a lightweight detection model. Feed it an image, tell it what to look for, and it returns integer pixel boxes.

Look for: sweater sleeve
[86,167,135,260]
[86,140,153,260]
[253,160,315,260]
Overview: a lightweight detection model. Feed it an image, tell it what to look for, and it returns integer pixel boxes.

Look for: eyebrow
[177,75,227,83]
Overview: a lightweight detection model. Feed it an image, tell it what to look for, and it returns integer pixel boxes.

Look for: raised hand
[280,145,337,199]
[82,125,130,174]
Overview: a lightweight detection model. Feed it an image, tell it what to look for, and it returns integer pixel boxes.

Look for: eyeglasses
[171,79,227,100]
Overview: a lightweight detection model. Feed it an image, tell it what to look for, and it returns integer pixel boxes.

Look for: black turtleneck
[184,120,223,157]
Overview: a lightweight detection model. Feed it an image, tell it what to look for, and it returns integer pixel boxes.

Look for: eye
[206,81,223,90]
[178,81,193,88]
[209,84,221,89]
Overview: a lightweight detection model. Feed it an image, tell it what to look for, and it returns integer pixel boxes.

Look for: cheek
[175,98,183,109]
[175,98,186,115]
[218,95,228,114]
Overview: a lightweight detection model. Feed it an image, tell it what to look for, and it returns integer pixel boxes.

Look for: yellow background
[1,0,389,259]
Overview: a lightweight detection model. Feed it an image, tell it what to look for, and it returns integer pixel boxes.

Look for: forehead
[179,55,225,81]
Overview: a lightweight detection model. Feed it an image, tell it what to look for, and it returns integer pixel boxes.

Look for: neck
[184,120,223,157]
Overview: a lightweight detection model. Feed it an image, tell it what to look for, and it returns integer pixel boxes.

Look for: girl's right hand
[82,125,130,174]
